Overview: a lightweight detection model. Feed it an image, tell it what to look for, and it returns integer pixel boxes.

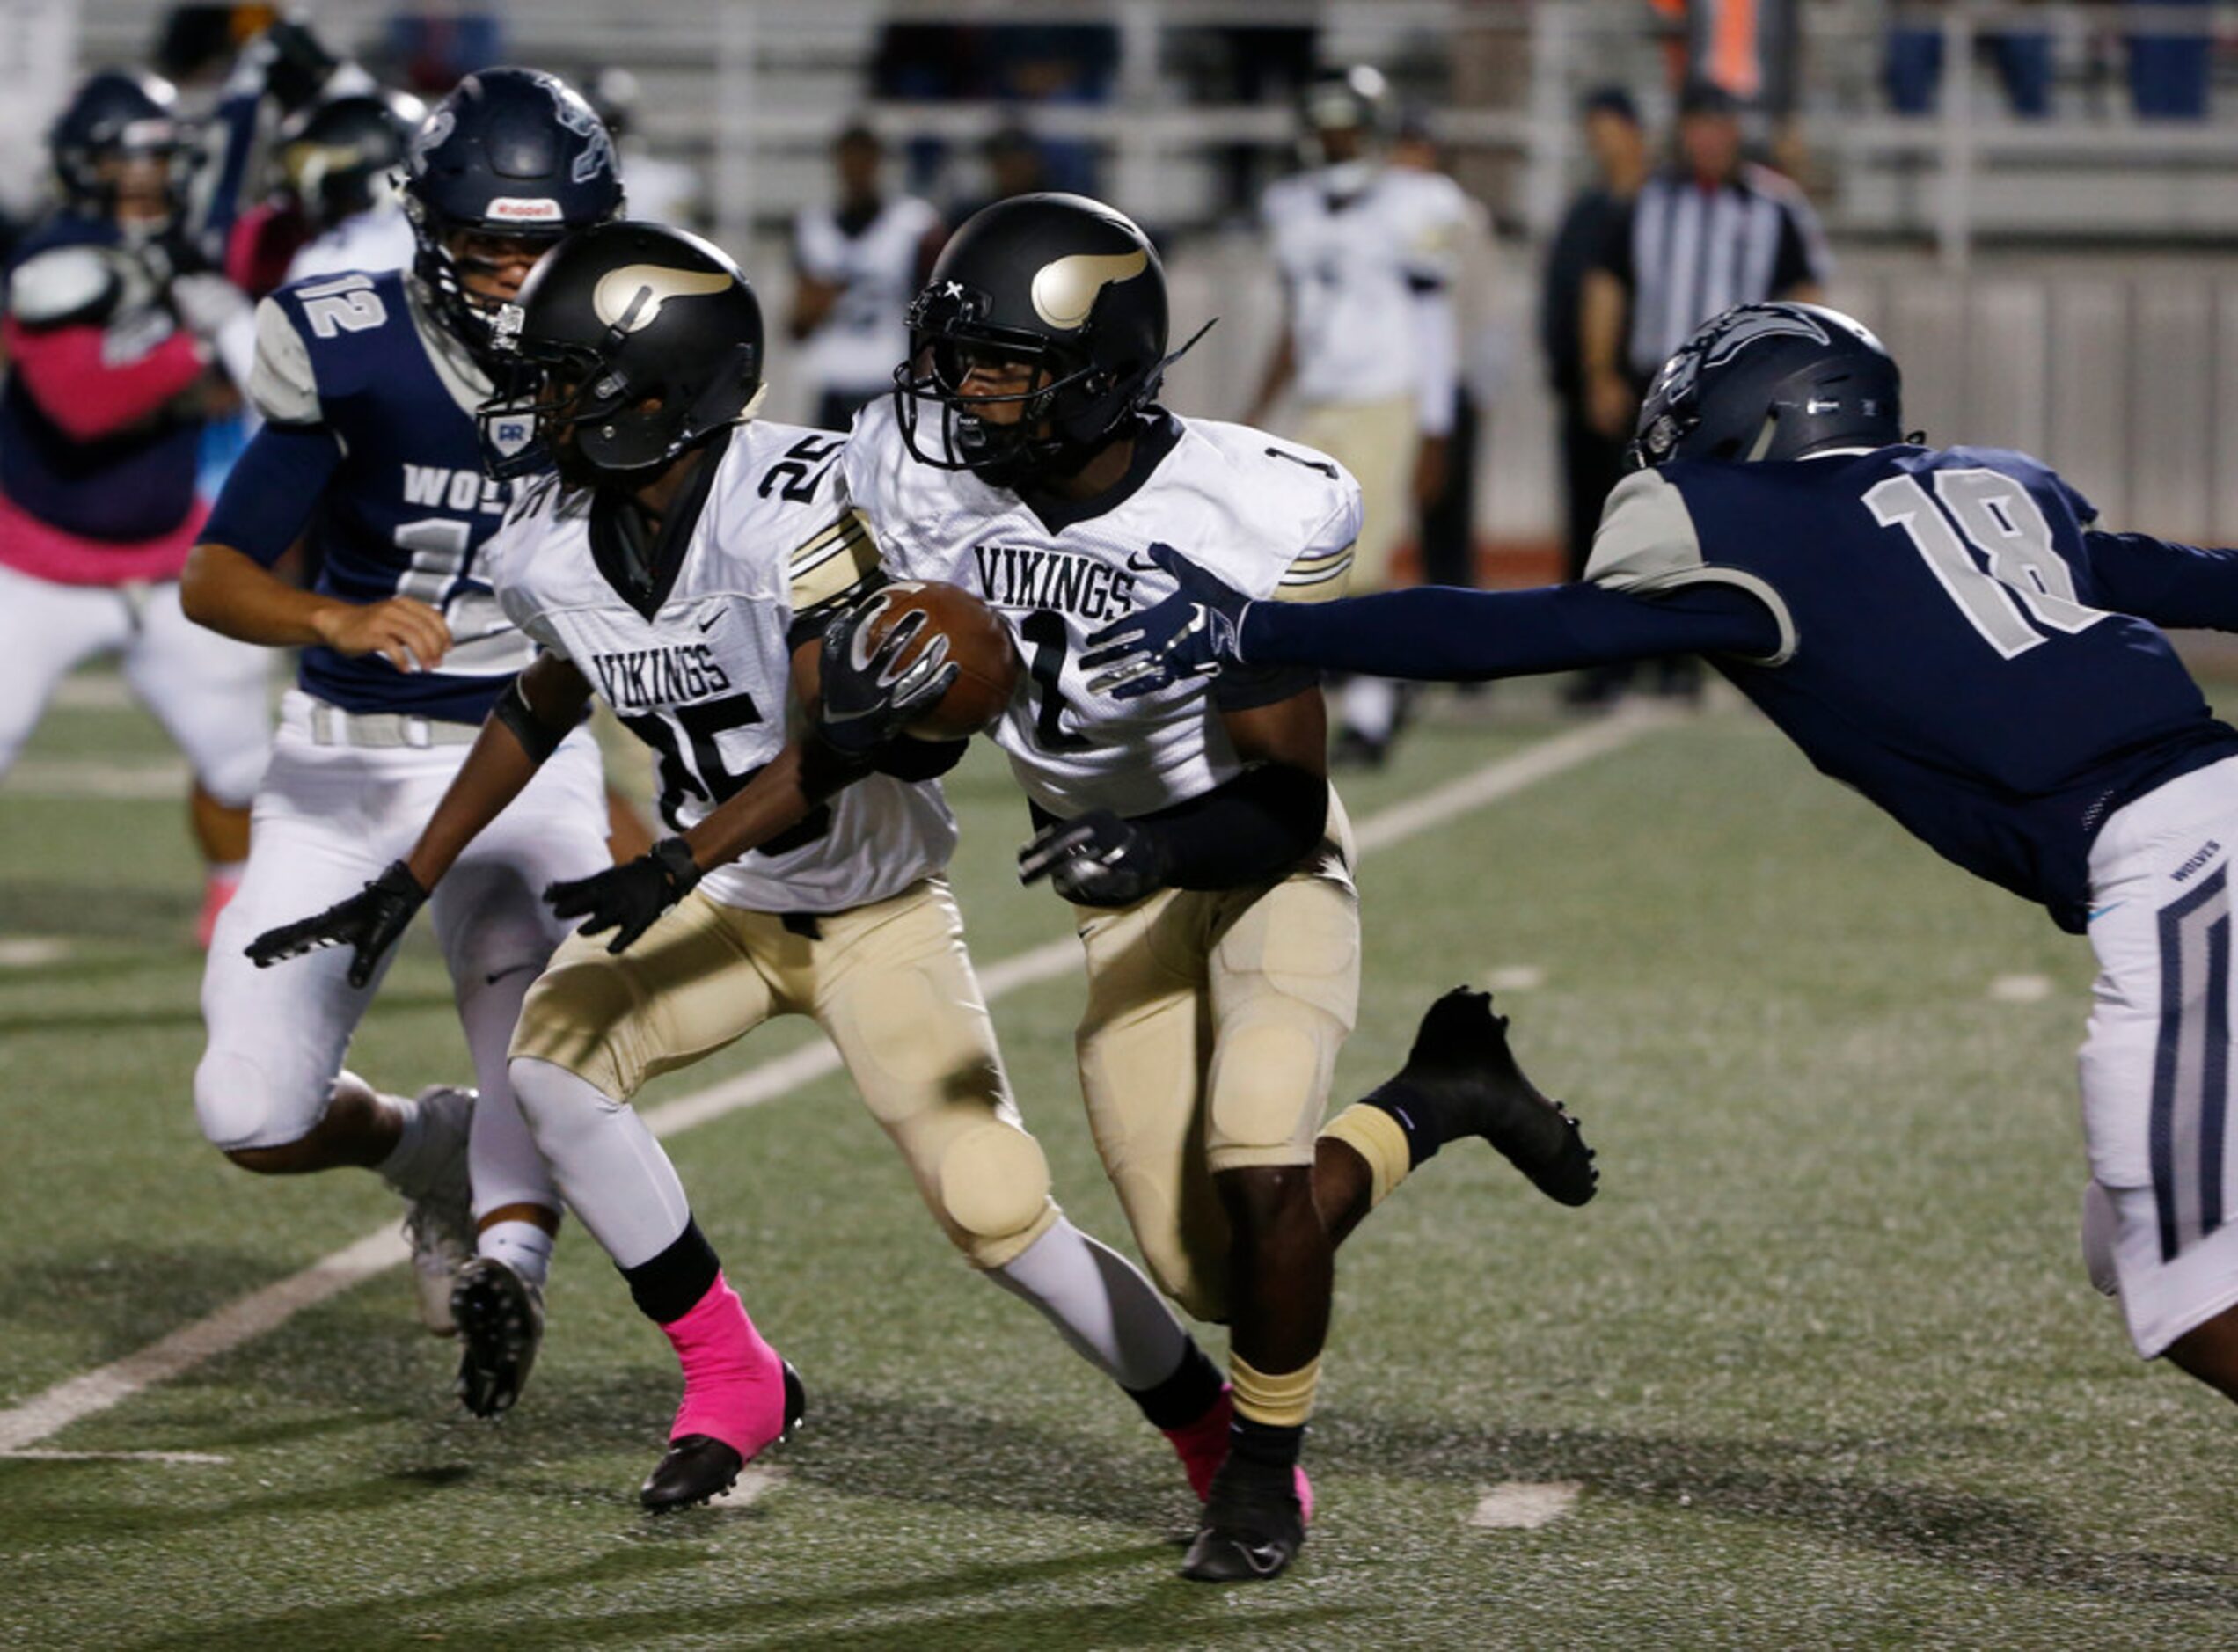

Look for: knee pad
[938,1122,1055,1267]
[194,1048,321,1152]
[193,735,272,813]
[1207,1012,1332,1170]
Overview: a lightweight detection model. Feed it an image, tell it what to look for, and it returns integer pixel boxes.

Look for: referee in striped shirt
[1578,80,1828,446]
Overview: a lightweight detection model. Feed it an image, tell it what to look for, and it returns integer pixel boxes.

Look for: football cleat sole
[451,1256,545,1420]
[640,1361,806,1514]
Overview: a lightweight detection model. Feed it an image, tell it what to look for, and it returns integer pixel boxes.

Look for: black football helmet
[478,220,764,485]
[277,89,424,233]
[401,67,622,360]
[895,192,1190,489]
[49,69,189,221]
[1301,64,1392,160]
[1629,301,1905,470]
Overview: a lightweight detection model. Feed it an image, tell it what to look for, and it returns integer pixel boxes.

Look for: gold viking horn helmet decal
[1029,249,1149,332]
[591,263,735,333]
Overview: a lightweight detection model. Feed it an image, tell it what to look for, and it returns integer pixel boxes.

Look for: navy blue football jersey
[0,214,206,543]
[220,267,530,720]
[1592,443,2238,930]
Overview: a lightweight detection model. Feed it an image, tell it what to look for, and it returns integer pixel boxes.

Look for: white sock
[985,1217,1190,1391]
[1342,675,1401,741]
[508,1057,689,1270]
[478,1218,557,1288]
[371,1083,438,1192]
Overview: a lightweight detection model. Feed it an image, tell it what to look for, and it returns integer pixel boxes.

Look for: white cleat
[390,1085,477,1336]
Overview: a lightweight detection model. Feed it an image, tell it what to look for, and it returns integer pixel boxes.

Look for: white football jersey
[793,194,941,397]
[1261,163,1468,407]
[483,418,957,914]
[284,203,417,284]
[843,397,1360,820]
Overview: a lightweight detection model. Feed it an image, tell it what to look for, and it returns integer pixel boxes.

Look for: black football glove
[545,837,701,954]
[815,595,961,758]
[246,859,426,989]
[1080,543,1253,700]
[1018,809,1170,908]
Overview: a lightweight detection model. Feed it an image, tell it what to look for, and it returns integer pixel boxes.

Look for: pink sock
[659,1273,787,1457]
[1161,1383,1315,1524]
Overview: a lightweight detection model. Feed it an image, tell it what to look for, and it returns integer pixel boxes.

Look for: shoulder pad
[8,245,147,328]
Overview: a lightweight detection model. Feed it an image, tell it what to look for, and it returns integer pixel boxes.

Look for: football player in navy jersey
[0,69,271,947]
[1088,299,2238,1407]
[178,69,624,1371]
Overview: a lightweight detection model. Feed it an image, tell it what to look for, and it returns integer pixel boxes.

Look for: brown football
[864,580,1021,741]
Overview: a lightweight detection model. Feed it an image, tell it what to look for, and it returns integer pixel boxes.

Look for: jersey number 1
[1864,469,2109,659]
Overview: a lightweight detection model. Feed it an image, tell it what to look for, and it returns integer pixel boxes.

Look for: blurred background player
[275,88,424,284]
[587,67,703,230]
[788,121,943,434]
[1247,65,1466,767]
[0,67,270,947]
[179,69,622,1339]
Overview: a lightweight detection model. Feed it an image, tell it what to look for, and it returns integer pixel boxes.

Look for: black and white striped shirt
[1597,163,1831,382]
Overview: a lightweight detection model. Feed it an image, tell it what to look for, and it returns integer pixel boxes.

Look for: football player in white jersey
[596,194,1597,1581]
[183,70,623,1354]
[1247,65,1470,766]
[249,221,1310,1517]
[789,123,944,433]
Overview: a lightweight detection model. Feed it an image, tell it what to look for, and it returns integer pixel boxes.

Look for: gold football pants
[1071,794,1360,1322]
[511,877,1057,1269]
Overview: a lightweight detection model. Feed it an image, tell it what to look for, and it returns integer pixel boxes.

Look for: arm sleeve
[1211,486,1361,711]
[1137,761,1330,892]
[2081,530,2238,632]
[1236,580,1781,681]
[200,420,342,566]
[0,317,204,441]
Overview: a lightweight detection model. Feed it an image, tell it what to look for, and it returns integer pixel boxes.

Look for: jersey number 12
[1865,468,2109,659]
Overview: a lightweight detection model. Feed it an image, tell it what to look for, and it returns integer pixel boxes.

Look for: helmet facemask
[892,281,1146,489]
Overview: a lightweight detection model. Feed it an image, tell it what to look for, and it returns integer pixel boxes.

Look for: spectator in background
[1885,7,2052,118]
[790,123,945,434]
[1542,89,1647,705]
[947,122,1050,228]
[1579,78,1827,697]
[1248,64,1469,767]
[588,67,705,230]
[2130,0,2213,120]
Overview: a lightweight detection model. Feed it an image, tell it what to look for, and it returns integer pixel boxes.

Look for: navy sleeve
[2081,530,2238,632]
[1238,581,1782,681]
[201,420,341,566]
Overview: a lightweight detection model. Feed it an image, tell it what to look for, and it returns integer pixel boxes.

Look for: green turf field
[4,671,2235,1650]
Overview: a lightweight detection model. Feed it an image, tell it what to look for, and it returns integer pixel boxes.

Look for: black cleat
[1374,987,1599,1207]
[639,1361,807,1514]
[451,1256,545,1420]
[1181,1472,1306,1583]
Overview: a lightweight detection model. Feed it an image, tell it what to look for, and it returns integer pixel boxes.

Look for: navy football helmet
[277,89,424,233]
[49,69,189,222]
[400,67,622,359]
[894,193,1189,489]
[1629,301,1905,470]
[479,220,764,485]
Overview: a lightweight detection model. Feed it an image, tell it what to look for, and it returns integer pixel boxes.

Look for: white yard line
[0,708,1668,1453]
[5,758,191,800]
[1,1449,230,1465]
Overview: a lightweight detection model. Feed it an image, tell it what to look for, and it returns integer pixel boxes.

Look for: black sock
[1364,1080,1442,1169]
[1124,1339,1225,1431]
[619,1218,720,1325]
[1225,1414,1306,1488]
